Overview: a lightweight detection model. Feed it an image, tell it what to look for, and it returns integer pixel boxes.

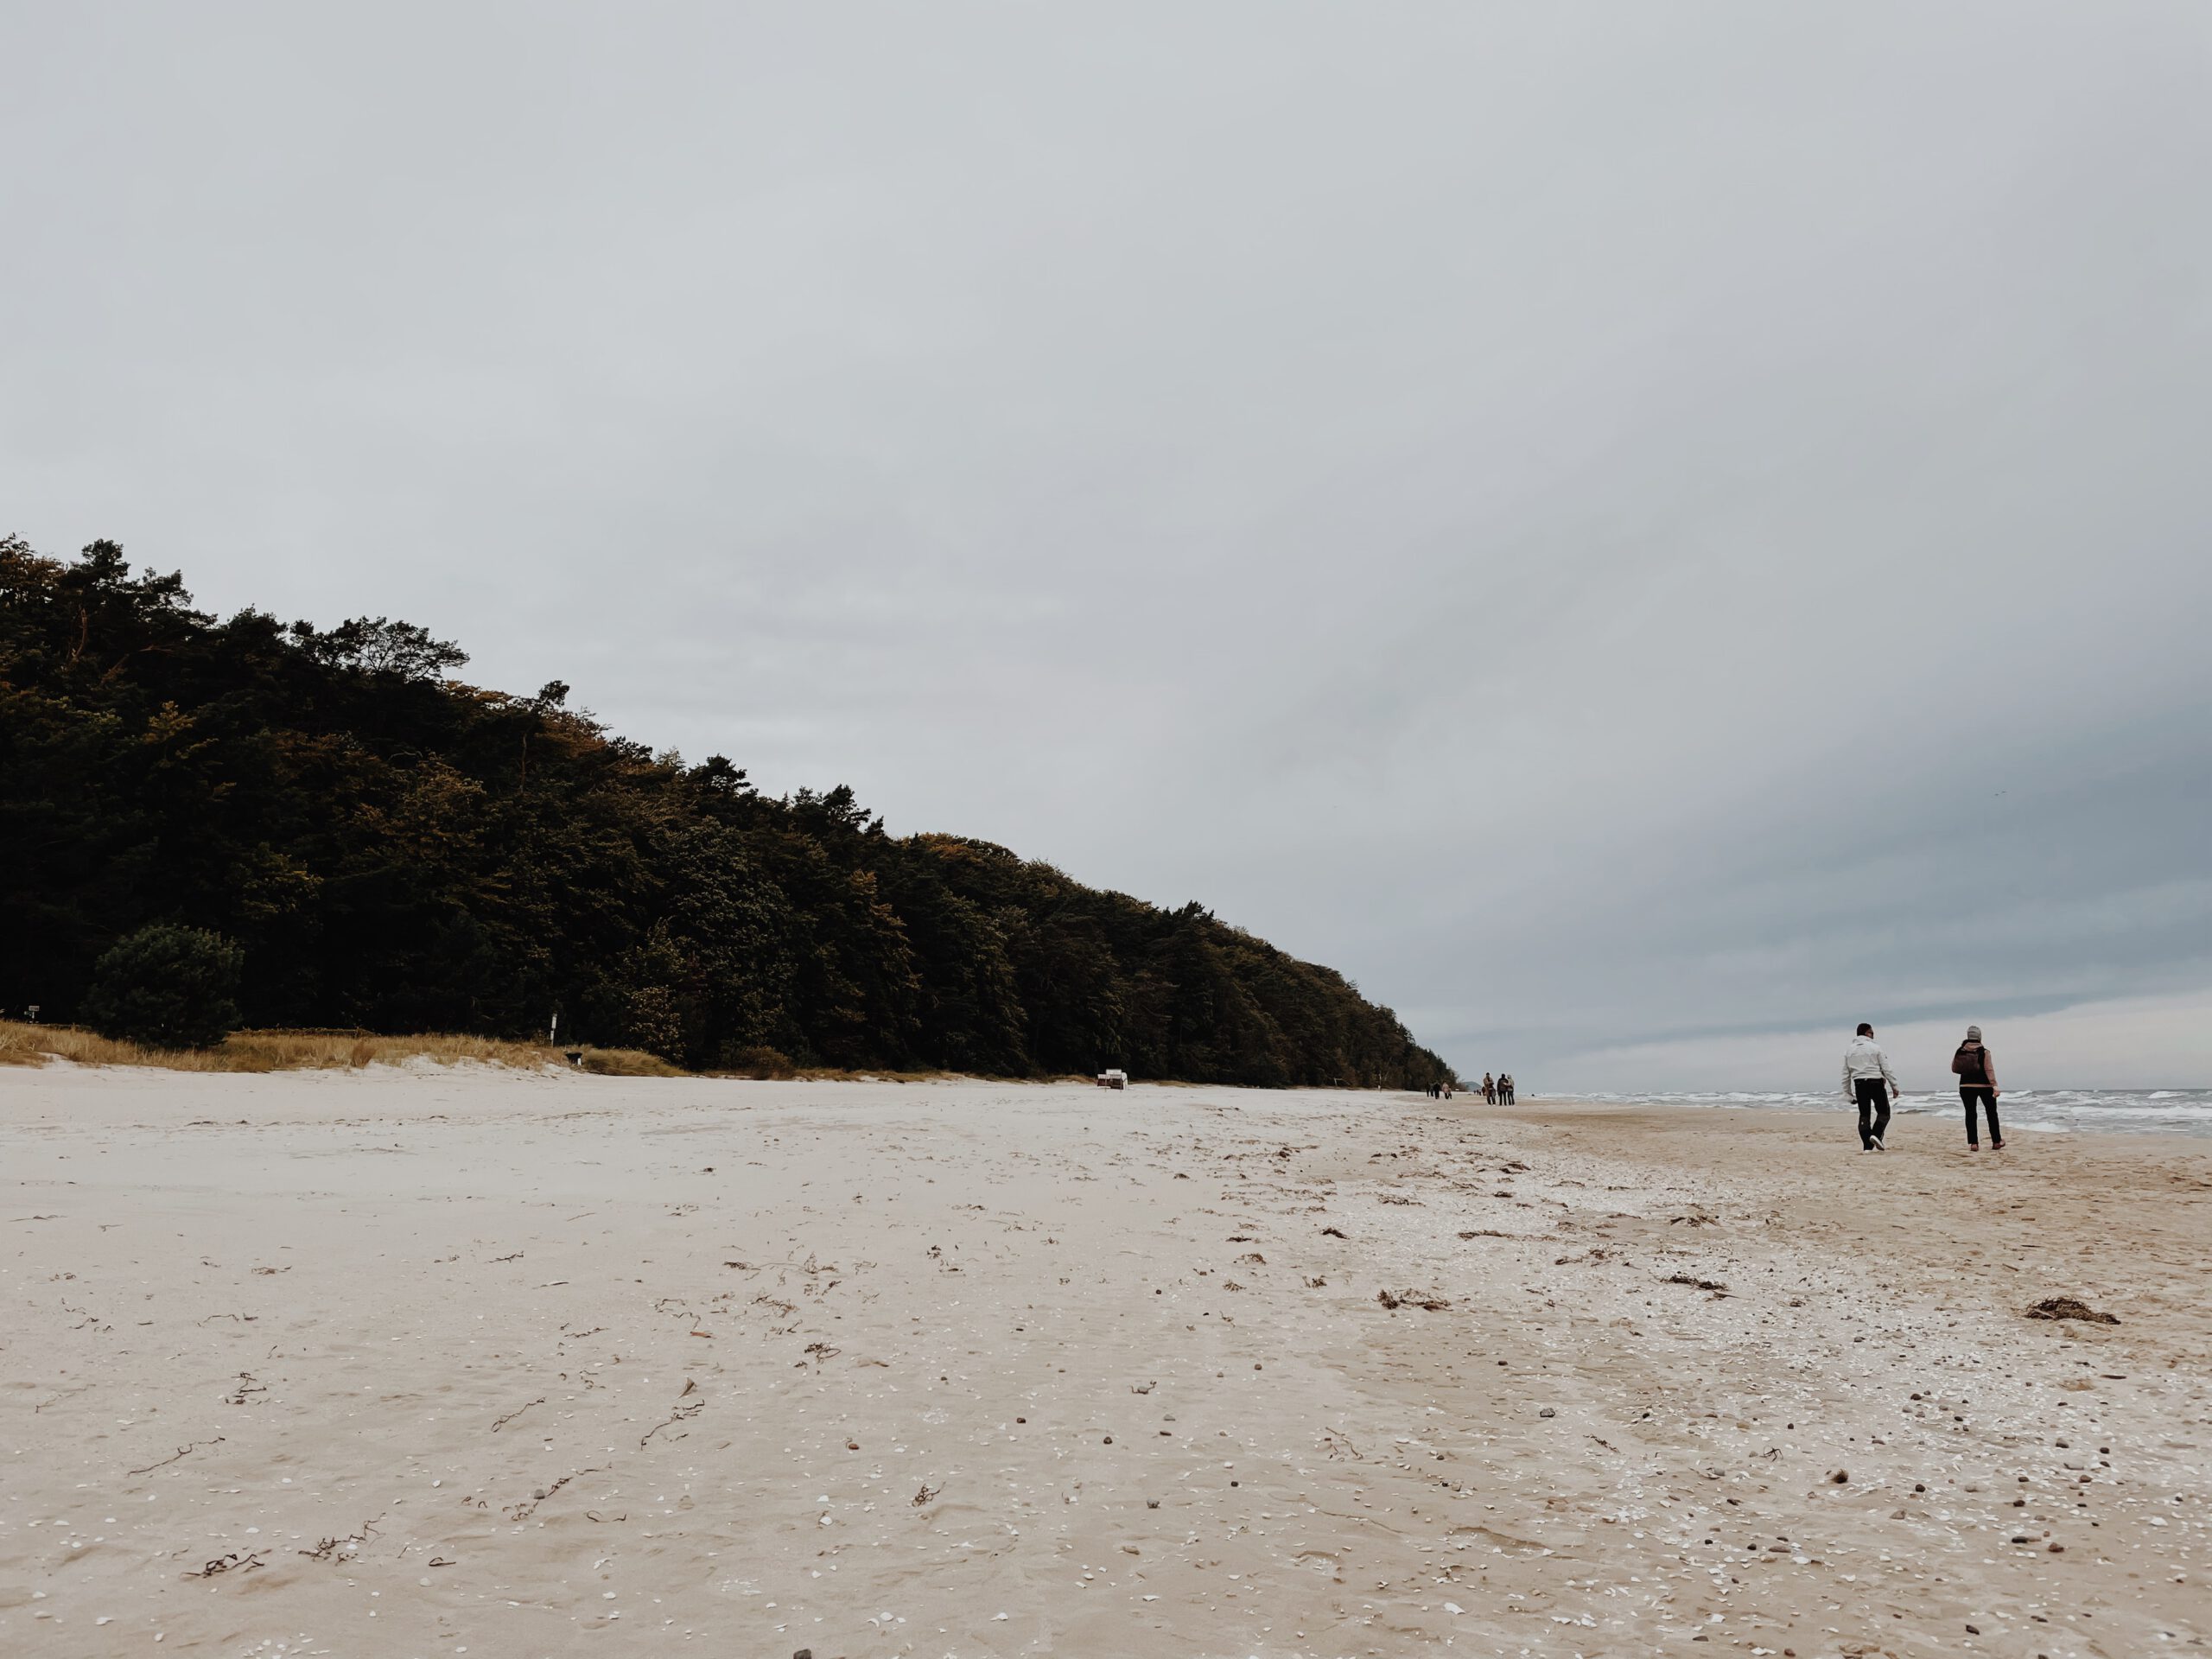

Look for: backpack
[1953,1043,1987,1084]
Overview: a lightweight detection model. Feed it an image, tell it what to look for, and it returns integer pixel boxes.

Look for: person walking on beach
[1842,1023,1898,1151]
[1952,1025,2004,1151]
[1482,1071,1496,1104]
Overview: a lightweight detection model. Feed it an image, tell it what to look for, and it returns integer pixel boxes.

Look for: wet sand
[4,1066,2208,1657]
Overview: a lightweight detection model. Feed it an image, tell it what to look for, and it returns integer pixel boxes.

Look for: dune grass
[0,1023,1135,1086]
[0,1020,681,1077]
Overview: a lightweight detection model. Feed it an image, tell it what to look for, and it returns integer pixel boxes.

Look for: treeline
[0,539,1453,1087]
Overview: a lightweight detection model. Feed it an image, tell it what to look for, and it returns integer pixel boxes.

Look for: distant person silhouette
[1842,1023,1899,1151]
[1482,1072,1496,1104]
[1951,1025,2004,1151]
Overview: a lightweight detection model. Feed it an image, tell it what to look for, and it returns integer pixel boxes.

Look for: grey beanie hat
[1966,1025,1982,1040]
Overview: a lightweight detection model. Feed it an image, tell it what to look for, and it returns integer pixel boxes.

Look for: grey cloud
[4,3,2209,1087]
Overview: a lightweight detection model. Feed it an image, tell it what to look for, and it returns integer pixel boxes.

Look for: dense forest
[0,539,1452,1087]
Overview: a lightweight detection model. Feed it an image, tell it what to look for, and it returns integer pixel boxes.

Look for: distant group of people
[1842,1021,2003,1153]
[1420,1072,1514,1103]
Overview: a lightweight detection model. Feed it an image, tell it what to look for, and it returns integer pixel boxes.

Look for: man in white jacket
[1841,1023,1899,1151]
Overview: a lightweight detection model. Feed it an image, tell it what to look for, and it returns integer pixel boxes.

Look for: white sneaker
[1872,1135,1885,1151]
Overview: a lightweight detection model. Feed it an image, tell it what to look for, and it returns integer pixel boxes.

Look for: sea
[1549,1089,2212,1139]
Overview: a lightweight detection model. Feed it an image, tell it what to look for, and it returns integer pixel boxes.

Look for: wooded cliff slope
[1,539,1452,1086]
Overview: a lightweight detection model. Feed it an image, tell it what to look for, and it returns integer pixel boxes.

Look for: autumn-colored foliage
[0,537,1452,1088]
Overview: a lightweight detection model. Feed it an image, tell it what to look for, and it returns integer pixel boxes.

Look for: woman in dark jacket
[1951,1025,2003,1150]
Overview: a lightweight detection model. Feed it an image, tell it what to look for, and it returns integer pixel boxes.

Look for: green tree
[1,537,1459,1088]
[81,924,244,1049]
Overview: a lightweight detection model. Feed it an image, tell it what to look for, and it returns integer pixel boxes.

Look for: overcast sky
[7,3,2209,1090]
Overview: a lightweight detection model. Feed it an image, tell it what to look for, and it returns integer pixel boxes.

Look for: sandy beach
[4,1067,2208,1659]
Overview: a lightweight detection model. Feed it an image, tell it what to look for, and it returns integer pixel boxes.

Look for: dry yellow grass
[0,1020,682,1077]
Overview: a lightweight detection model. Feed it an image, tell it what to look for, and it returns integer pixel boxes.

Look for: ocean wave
[1550,1089,2212,1139]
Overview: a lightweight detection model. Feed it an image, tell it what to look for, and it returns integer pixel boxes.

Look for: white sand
[4,1065,2208,1656]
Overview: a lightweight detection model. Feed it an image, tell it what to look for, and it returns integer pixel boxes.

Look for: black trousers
[1854,1077,1891,1147]
[1961,1086,2000,1145]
